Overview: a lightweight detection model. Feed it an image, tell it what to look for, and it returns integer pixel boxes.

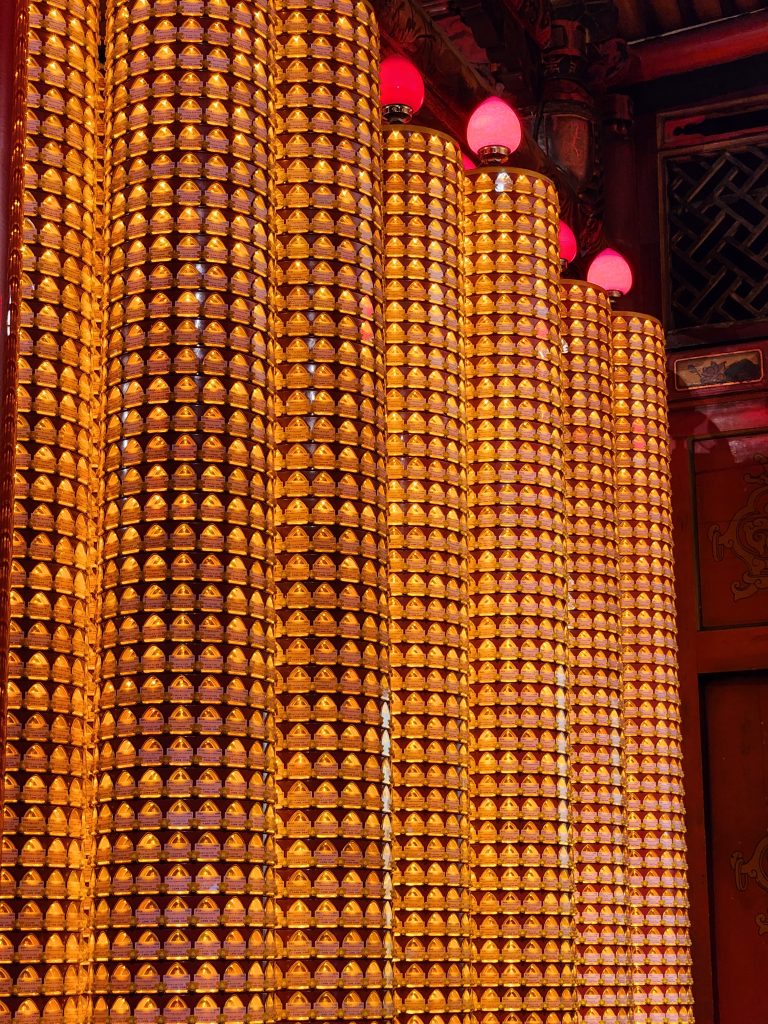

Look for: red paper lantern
[587,247,633,295]
[380,55,425,117]
[558,221,577,264]
[466,96,522,158]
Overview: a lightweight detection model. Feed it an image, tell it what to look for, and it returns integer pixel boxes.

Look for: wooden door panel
[704,673,768,1022]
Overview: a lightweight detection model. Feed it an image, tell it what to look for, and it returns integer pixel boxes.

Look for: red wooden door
[704,672,768,1022]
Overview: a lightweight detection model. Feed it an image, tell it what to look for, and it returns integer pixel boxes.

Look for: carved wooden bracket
[373,0,494,138]
[373,0,578,210]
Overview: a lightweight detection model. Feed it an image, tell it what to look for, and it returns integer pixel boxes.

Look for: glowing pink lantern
[587,247,633,296]
[466,96,522,159]
[380,55,425,121]
[558,221,577,264]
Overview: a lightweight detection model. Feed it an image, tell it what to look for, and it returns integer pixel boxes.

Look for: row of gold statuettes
[0,2,692,1024]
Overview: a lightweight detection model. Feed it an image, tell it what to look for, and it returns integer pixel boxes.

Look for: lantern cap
[381,55,425,122]
[586,246,633,296]
[558,221,577,265]
[467,96,522,162]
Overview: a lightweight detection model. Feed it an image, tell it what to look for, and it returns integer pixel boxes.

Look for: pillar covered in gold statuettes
[611,312,693,1024]
[464,166,574,1024]
[268,1,392,1021]
[0,7,701,1024]
[383,123,471,1024]
[561,281,630,1023]
[95,2,276,1022]
[1,4,101,1024]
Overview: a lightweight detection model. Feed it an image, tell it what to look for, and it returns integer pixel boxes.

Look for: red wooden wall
[668,371,768,1024]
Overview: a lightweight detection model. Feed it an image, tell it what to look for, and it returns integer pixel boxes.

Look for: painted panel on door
[694,431,768,628]
[704,673,768,1023]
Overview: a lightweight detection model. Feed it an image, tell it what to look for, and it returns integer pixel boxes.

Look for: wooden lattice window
[664,141,768,330]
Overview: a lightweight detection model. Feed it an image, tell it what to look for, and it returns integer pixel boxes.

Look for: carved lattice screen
[664,141,768,329]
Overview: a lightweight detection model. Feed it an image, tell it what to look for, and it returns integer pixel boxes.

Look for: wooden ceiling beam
[675,0,701,24]
[614,0,652,39]
[617,8,768,82]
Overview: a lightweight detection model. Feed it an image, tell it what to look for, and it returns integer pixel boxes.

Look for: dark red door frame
[0,0,29,814]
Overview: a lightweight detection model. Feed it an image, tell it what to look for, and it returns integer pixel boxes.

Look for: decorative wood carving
[452,0,541,105]
[374,0,580,214]
[374,0,494,137]
[711,459,768,603]
[497,0,551,47]
[695,433,768,628]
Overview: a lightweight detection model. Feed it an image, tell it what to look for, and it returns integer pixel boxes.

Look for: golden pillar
[96,3,275,1022]
[1,3,101,1024]
[383,124,471,1024]
[0,0,31,716]
[464,167,574,1024]
[561,282,629,1023]
[268,1,391,1021]
[611,312,693,1024]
